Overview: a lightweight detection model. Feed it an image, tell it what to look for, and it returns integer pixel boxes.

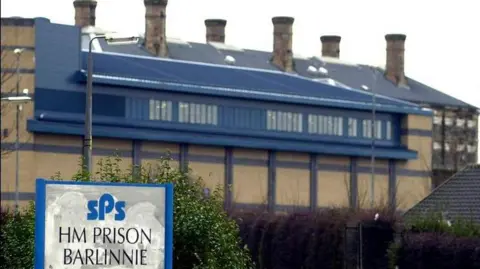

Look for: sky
[2,0,479,108]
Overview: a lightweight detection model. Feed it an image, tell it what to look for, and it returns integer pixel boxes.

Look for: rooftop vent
[361,85,370,91]
[307,65,318,75]
[318,66,328,75]
[224,55,236,65]
[313,78,352,90]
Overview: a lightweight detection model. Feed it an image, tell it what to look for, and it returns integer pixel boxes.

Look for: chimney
[271,16,294,72]
[144,0,168,57]
[320,35,341,58]
[385,33,407,86]
[73,0,97,27]
[205,19,227,43]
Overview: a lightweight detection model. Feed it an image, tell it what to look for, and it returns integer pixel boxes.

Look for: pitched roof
[92,38,476,110]
[80,51,430,115]
[403,164,480,224]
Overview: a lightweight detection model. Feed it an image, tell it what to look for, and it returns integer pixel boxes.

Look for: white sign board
[34,179,173,269]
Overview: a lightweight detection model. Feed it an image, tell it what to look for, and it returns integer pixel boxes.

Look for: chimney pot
[73,0,97,27]
[271,16,295,72]
[320,35,341,58]
[205,19,227,43]
[144,0,168,57]
[385,33,407,86]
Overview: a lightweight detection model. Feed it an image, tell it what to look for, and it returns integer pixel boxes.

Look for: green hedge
[0,156,252,269]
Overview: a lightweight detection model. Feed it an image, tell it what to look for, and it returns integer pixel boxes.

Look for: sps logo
[86,193,126,221]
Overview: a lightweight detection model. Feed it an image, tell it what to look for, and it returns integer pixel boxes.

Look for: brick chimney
[73,0,97,27]
[205,19,227,43]
[385,33,407,86]
[271,16,294,72]
[144,0,168,57]
[320,35,341,58]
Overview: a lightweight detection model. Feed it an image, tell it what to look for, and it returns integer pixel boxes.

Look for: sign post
[34,179,173,269]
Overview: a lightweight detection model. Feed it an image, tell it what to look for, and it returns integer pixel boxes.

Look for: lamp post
[370,70,378,209]
[83,34,139,174]
[2,49,32,211]
[1,90,32,212]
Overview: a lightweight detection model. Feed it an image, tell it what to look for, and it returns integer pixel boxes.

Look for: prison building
[1,14,432,211]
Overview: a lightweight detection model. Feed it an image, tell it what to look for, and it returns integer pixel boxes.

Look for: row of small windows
[433,142,477,153]
[433,116,477,128]
[144,99,394,140]
[266,110,303,132]
[179,102,218,125]
[308,115,343,136]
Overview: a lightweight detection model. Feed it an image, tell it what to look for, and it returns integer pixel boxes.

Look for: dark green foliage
[0,204,35,269]
[1,156,252,269]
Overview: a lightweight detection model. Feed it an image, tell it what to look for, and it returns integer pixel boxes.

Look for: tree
[0,46,19,159]
[0,156,253,269]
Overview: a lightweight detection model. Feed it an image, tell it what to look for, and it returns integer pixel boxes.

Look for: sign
[34,179,173,269]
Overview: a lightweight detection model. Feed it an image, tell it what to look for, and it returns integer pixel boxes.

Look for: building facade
[1,14,433,212]
[65,0,476,188]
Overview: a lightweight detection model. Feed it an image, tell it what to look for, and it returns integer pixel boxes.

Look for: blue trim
[179,144,189,172]
[33,110,399,147]
[34,179,46,269]
[224,147,233,209]
[401,128,433,137]
[268,150,276,212]
[1,68,35,74]
[1,45,35,51]
[0,141,429,177]
[132,140,141,166]
[1,17,36,26]
[309,154,318,211]
[1,192,36,200]
[87,72,432,116]
[27,119,418,160]
[349,157,358,209]
[388,159,397,210]
[164,183,174,269]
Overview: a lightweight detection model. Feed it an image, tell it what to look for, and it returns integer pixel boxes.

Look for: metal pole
[83,36,101,174]
[370,71,377,209]
[14,53,21,213]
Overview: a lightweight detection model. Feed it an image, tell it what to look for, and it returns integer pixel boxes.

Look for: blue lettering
[86,193,127,221]
[86,200,98,220]
[114,201,126,221]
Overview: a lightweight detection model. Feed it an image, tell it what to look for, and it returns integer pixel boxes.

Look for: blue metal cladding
[123,96,399,144]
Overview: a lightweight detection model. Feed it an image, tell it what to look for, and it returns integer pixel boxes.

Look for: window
[433,116,442,125]
[179,102,218,125]
[456,118,465,127]
[457,144,465,152]
[308,114,343,136]
[467,145,477,153]
[362,119,382,139]
[444,117,453,126]
[348,118,357,137]
[267,110,303,132]
[433,142,441,150]
[385,120,392,140]
[149,99,172,121]
[444,143,450,152]
[467,120,477,128]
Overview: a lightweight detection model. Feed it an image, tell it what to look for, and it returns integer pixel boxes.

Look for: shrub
[396,232,480,269]
[0,204,35,269]
[1,156,252,269]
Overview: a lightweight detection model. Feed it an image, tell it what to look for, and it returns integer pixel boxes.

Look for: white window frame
[179,102,218,125]
[348,118,357,137]
[149,99,173,121]
[267,110,303,133]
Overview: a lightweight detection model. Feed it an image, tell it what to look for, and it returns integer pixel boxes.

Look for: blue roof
[94,39,475,109]
[80,51,430,115]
